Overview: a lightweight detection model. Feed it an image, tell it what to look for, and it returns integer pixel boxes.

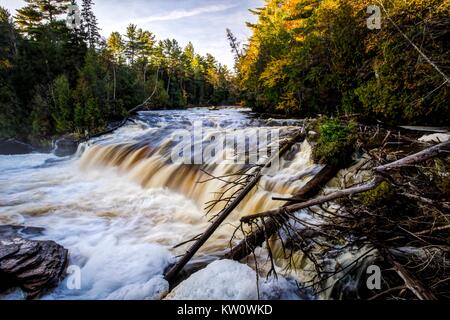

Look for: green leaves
[312,117,357,166]
[237,0,449,125]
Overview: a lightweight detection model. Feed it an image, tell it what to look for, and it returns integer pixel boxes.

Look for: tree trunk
[240,140,450,223]
[113,64,117,102]
[164,130,306,286]
[224,164,341,261]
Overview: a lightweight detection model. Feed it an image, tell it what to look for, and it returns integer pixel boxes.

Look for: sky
[2,0,264,67]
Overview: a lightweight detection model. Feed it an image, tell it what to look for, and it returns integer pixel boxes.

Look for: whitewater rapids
[0,108,318,300]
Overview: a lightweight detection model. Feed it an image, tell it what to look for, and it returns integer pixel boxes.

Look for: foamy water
[0,108,316,300]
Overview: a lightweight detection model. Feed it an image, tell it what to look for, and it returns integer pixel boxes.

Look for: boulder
[0,227,68,299]
[0,139,34,155]
[53,136,79,157]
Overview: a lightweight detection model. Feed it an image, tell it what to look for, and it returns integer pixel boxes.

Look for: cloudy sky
[2,0,264,67]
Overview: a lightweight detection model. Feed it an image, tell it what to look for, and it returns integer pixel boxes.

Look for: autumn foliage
[236,0,449,125]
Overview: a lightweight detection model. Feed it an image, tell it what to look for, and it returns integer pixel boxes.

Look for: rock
[0,230,68,299]
[0,225,45,239]
[53,136,79,157]
[0,139,34,155]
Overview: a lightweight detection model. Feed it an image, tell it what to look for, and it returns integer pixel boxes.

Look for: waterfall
[78,130,317,219]
[0,108,319,300]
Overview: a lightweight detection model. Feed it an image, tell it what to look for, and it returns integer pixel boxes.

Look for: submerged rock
[0,225,45,239]
[0,229,68,299]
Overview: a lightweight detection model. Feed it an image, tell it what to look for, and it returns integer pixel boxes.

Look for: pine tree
[52,74,73,133]
[15,0,71,35]
[0,7,17,68]
[107,32,124,101]
[226,28,241,62]
[81,0,100,48]
[107,32,125,64]
[125,24,139,64]
[30,86,52,138]
[137,30,155,62]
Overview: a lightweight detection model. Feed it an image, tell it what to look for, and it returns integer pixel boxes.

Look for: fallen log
[241,140,450,223]
[375,140,450,173]
[378,247,437,300]
[241,177,384,223]
[164,129,306,286]
[224,164,341,261]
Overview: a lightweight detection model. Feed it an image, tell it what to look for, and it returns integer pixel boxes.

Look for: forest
[233,0,449,125]
[1,0,448,146]
[0,0,449,302]
[0,0,237,145]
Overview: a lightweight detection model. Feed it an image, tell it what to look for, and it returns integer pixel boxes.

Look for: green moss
[436,174,450,196]
[312,117,357,167]
[359,181,394,207]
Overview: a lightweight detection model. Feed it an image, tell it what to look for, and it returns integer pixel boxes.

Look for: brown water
[0,107,319,300]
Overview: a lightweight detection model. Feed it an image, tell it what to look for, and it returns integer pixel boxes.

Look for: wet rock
[53,136,78,157]
[0,225,45,239]
[0,139,34,155]
[0,230,68,299]
[308,130,319,139]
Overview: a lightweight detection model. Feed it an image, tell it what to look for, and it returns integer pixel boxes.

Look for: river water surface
[0,107,319,300]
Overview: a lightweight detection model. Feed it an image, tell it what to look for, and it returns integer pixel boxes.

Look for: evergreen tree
[0,7,17,69]
[125,24,139,64]
[52,74,73,133]
[15,0,71,35]
[107,32,124,101]
[81,0,100,48]
[226,28,241,62]
[30,86,52,139]
[1,1,237,142]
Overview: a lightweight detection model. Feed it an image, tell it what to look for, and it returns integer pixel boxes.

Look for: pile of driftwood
[231,126,450,300]
[165,122,450,300]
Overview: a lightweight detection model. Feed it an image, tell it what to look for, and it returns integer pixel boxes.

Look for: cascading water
[0,108,319,300]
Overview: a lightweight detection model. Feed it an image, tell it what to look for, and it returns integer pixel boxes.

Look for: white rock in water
[418,133,450,143]
[166,260,302,300]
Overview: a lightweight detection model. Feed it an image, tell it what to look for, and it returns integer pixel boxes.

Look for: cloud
[132,3,238,23]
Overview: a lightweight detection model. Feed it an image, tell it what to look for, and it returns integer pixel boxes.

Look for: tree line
[232,0,449,125]
[0,0,237,144]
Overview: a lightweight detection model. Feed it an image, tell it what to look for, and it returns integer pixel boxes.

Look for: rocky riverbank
[0,226,68,299]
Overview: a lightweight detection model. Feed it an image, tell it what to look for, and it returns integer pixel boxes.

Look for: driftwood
[164,129,306,286]
[241,140,450,223]
[224,164,341,261]
[230,139,449,300]
[378,247,437,300]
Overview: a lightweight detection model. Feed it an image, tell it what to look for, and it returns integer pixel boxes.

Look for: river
[0,107,319,300]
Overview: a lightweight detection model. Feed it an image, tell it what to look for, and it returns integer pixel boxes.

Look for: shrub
[358,181,395,207]
[312,117,357,166]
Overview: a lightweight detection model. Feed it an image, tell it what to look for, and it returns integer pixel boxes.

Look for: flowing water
[0,107,321,300]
